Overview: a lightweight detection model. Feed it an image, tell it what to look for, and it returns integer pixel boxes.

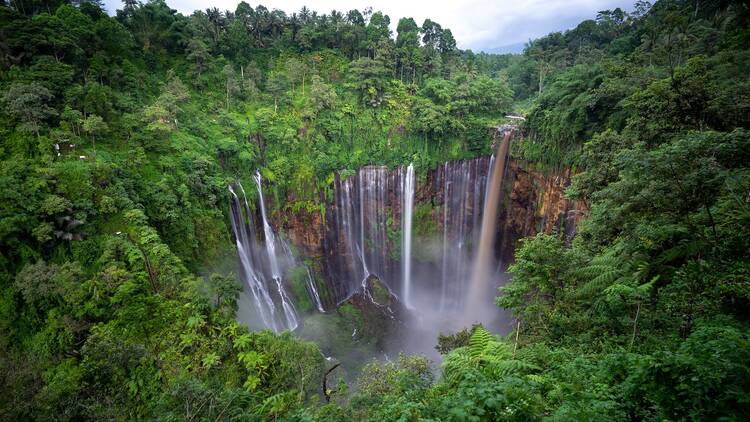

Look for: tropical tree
[2,82,57,138]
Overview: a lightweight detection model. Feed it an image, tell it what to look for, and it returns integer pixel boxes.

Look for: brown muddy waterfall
[465,128,513,321]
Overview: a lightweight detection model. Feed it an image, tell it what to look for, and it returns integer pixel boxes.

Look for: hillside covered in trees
[1,0,749,420]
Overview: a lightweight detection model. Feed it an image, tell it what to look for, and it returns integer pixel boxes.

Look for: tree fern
[573,251,650,300]
[468,326,493,359]
[485,358,537,378]
[573,254,620,297]
[443,348,473,385]
[443,327,537,385]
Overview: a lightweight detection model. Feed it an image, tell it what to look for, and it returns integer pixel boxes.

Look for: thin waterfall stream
[253,172,298,331]
[401,163,415,308]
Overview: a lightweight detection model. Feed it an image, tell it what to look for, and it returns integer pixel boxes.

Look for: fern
[254,391,297,418]
[576,268,620,298]
[468,326,493,359]
[443,327,537,385]
[443,348,473,385]
[486,358,536,377]
[573,251,651,300]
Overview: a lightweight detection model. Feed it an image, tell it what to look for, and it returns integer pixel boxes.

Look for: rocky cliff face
[496,161,587,262]
[275,206,324,257]
[416,158,586,264]
[272,157,586,305]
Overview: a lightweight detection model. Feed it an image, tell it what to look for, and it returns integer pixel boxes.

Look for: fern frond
[482,356,538,378]
[468,326,493,359]
[442,348,473,385]
[526,374,547,384]
[575,269,620,299]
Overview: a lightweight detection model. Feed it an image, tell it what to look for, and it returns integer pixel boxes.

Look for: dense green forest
[1,0,749,419]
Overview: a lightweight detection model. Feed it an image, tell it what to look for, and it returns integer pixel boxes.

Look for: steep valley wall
[271,158,587,308]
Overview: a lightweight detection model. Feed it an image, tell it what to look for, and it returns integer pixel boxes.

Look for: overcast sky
[104,0,634,52]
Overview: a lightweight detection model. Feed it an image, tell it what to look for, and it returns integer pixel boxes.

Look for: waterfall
[322,159,498,309]
[325,166,406,304]
[254,172,282,278]
[466,129,513,315]
[402,163,414,308]
[228,185,278,332]
[359,167,390,283]
[436,157,494,310]
[340,172,368,292]
[305,267,325,312]
[253,172,298,330]
[228,175,300,332]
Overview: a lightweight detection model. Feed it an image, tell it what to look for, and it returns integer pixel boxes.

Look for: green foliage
[348,355,433,420]
[1,0,749,419]
[435,324,479,355]
[2,82,58,137]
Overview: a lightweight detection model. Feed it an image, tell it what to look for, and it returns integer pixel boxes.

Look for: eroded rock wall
[496,161,587,262]
[271,158,587,304]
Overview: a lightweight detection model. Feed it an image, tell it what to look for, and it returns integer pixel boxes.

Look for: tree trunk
[323,363,341,403]
[704,202,719,244]
[629,302,641,349]
[538,65,544,95]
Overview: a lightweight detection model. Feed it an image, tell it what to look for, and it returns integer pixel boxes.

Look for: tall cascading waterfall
[227,175,302,332]
[228,184,278,331]
[253,172,299,330]
[324,165,410,304]
[435,157,495,310]
[321,159,496,309]
[401,163,415,308]
[466,129,513,316]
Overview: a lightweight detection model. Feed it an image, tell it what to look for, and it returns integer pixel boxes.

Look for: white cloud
[105,0,634,51]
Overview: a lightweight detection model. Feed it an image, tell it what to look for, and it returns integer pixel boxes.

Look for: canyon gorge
[229,131,587,360]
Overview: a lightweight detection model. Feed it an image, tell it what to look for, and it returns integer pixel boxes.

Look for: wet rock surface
[269,157,587,314]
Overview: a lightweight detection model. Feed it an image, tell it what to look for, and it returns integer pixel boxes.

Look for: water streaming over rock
[401,163,415,308]
[253,172,299,330]
[466,129,513,316]
[323,166,410,304]
[435,156,495,310]
[358,167,391,284]
[228,184,278,331]
[305,267,325,313]
[317,159,499,308]
[228,176,300,332]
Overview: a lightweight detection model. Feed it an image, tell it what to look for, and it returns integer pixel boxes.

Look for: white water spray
[401,163,415,308]
[253,172,299,330]
[228,185,278,331]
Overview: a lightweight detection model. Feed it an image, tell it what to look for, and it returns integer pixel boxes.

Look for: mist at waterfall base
[396,142,514,362]
[229,154,513,366]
